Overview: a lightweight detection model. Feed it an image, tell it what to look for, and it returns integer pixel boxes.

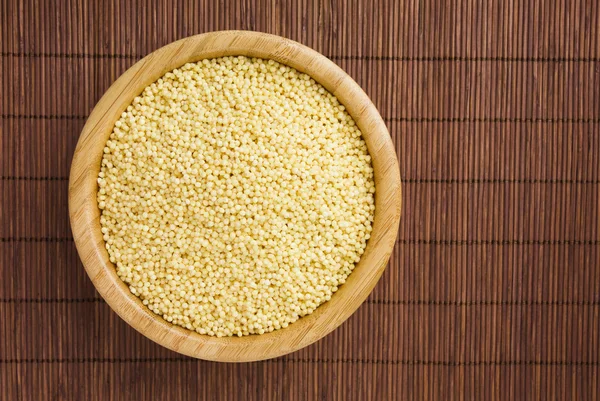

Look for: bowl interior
[69,31,401,362]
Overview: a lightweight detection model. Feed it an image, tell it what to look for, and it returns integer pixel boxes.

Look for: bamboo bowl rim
[69,31,402,362]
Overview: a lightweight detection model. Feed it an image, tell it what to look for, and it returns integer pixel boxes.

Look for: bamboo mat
[1,0,600,400]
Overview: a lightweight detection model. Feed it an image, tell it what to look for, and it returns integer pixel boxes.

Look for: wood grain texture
[68,31,402,362]
[1,0,600,399]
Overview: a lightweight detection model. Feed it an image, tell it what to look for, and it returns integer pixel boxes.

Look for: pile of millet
[98,56,375,337]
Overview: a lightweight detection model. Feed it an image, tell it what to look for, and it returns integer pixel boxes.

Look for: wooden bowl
[69,31,402,362]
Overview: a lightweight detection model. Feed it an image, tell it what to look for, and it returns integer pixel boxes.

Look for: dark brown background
[1,0,599,400]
